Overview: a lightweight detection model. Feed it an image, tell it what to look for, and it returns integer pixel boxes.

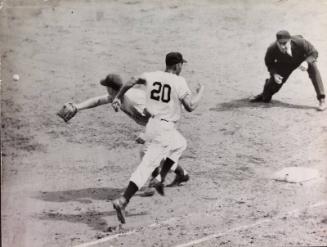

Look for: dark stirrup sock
[160,158,175,182]
[123,181,138,203]
[151,167,160,178]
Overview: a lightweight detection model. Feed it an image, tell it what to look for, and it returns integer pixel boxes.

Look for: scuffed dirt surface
[1,0,327,246]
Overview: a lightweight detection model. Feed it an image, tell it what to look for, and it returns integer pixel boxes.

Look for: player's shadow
[36,187,124,204]
[36,209,147,232]
[36,187,149,204]
[35,187,149,232]
[210,98,317,112]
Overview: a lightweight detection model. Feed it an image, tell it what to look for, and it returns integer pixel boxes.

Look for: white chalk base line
[75,201,327,247]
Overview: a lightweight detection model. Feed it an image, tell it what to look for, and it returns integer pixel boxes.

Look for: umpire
[251,30,326,111]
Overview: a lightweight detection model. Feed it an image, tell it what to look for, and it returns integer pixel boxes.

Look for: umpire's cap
[276,30,291,41]
[100,74,123,91]
[165,52,187,66]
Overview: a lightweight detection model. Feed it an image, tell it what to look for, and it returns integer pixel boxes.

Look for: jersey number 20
[150,82,171,103]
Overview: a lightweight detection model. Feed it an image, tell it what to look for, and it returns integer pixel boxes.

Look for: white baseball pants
[130,117,187,189]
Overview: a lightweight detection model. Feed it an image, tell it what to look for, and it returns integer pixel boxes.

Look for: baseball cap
[100,74,123,91]
[276,30,291,41]
[165,52,187,66]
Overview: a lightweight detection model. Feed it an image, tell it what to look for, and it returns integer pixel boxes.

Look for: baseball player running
[57,74,190,189]
[111,52,204,224]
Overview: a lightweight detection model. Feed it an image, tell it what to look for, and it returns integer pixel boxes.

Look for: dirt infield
[1,0,327,246]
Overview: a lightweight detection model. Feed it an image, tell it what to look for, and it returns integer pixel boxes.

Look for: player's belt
[151,115,176,124]
[160,118,177,124]
[151,116,174,123]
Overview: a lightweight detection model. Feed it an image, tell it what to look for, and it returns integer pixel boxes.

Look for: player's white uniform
[130,71,191,189]
[120,86,148,126]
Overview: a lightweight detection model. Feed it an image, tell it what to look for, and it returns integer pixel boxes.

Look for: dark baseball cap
[165,52,187,66]
[276,30,291,41]
[99,74,123,91]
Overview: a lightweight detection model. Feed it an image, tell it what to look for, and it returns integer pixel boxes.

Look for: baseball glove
[57,102,78,122]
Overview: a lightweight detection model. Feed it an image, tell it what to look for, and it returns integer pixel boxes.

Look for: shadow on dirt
[210,98,317,112]
[37,187,124,203]
[35,188,151,232]
[37,210,147,232]
[37,187,157,204]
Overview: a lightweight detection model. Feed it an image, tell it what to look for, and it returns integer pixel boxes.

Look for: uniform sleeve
[264,43,277,75]
[176,77,192,100]
[302,39,318,63]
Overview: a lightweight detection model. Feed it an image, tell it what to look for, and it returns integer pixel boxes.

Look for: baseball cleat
[154,182,164,196]
[149,178,164,196]
[139,187,155,197]
[113,197,127,224]
[249,94,263,103]
[317,99,326,111]
[167,174,190,187]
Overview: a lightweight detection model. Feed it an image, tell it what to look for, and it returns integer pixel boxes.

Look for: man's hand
[195,83,204,94]
[273,74,283,84]
[298,61,308,71]
[112,98,121,112]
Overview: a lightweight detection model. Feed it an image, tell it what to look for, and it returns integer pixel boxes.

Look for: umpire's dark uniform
[258,34,325,103]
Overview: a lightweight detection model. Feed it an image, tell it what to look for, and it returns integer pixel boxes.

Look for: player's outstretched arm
[181,84,204,112]
[75,94,112,111]
[57,95,112,122]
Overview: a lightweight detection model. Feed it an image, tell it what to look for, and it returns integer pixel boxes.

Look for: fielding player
[57,74,190,191]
